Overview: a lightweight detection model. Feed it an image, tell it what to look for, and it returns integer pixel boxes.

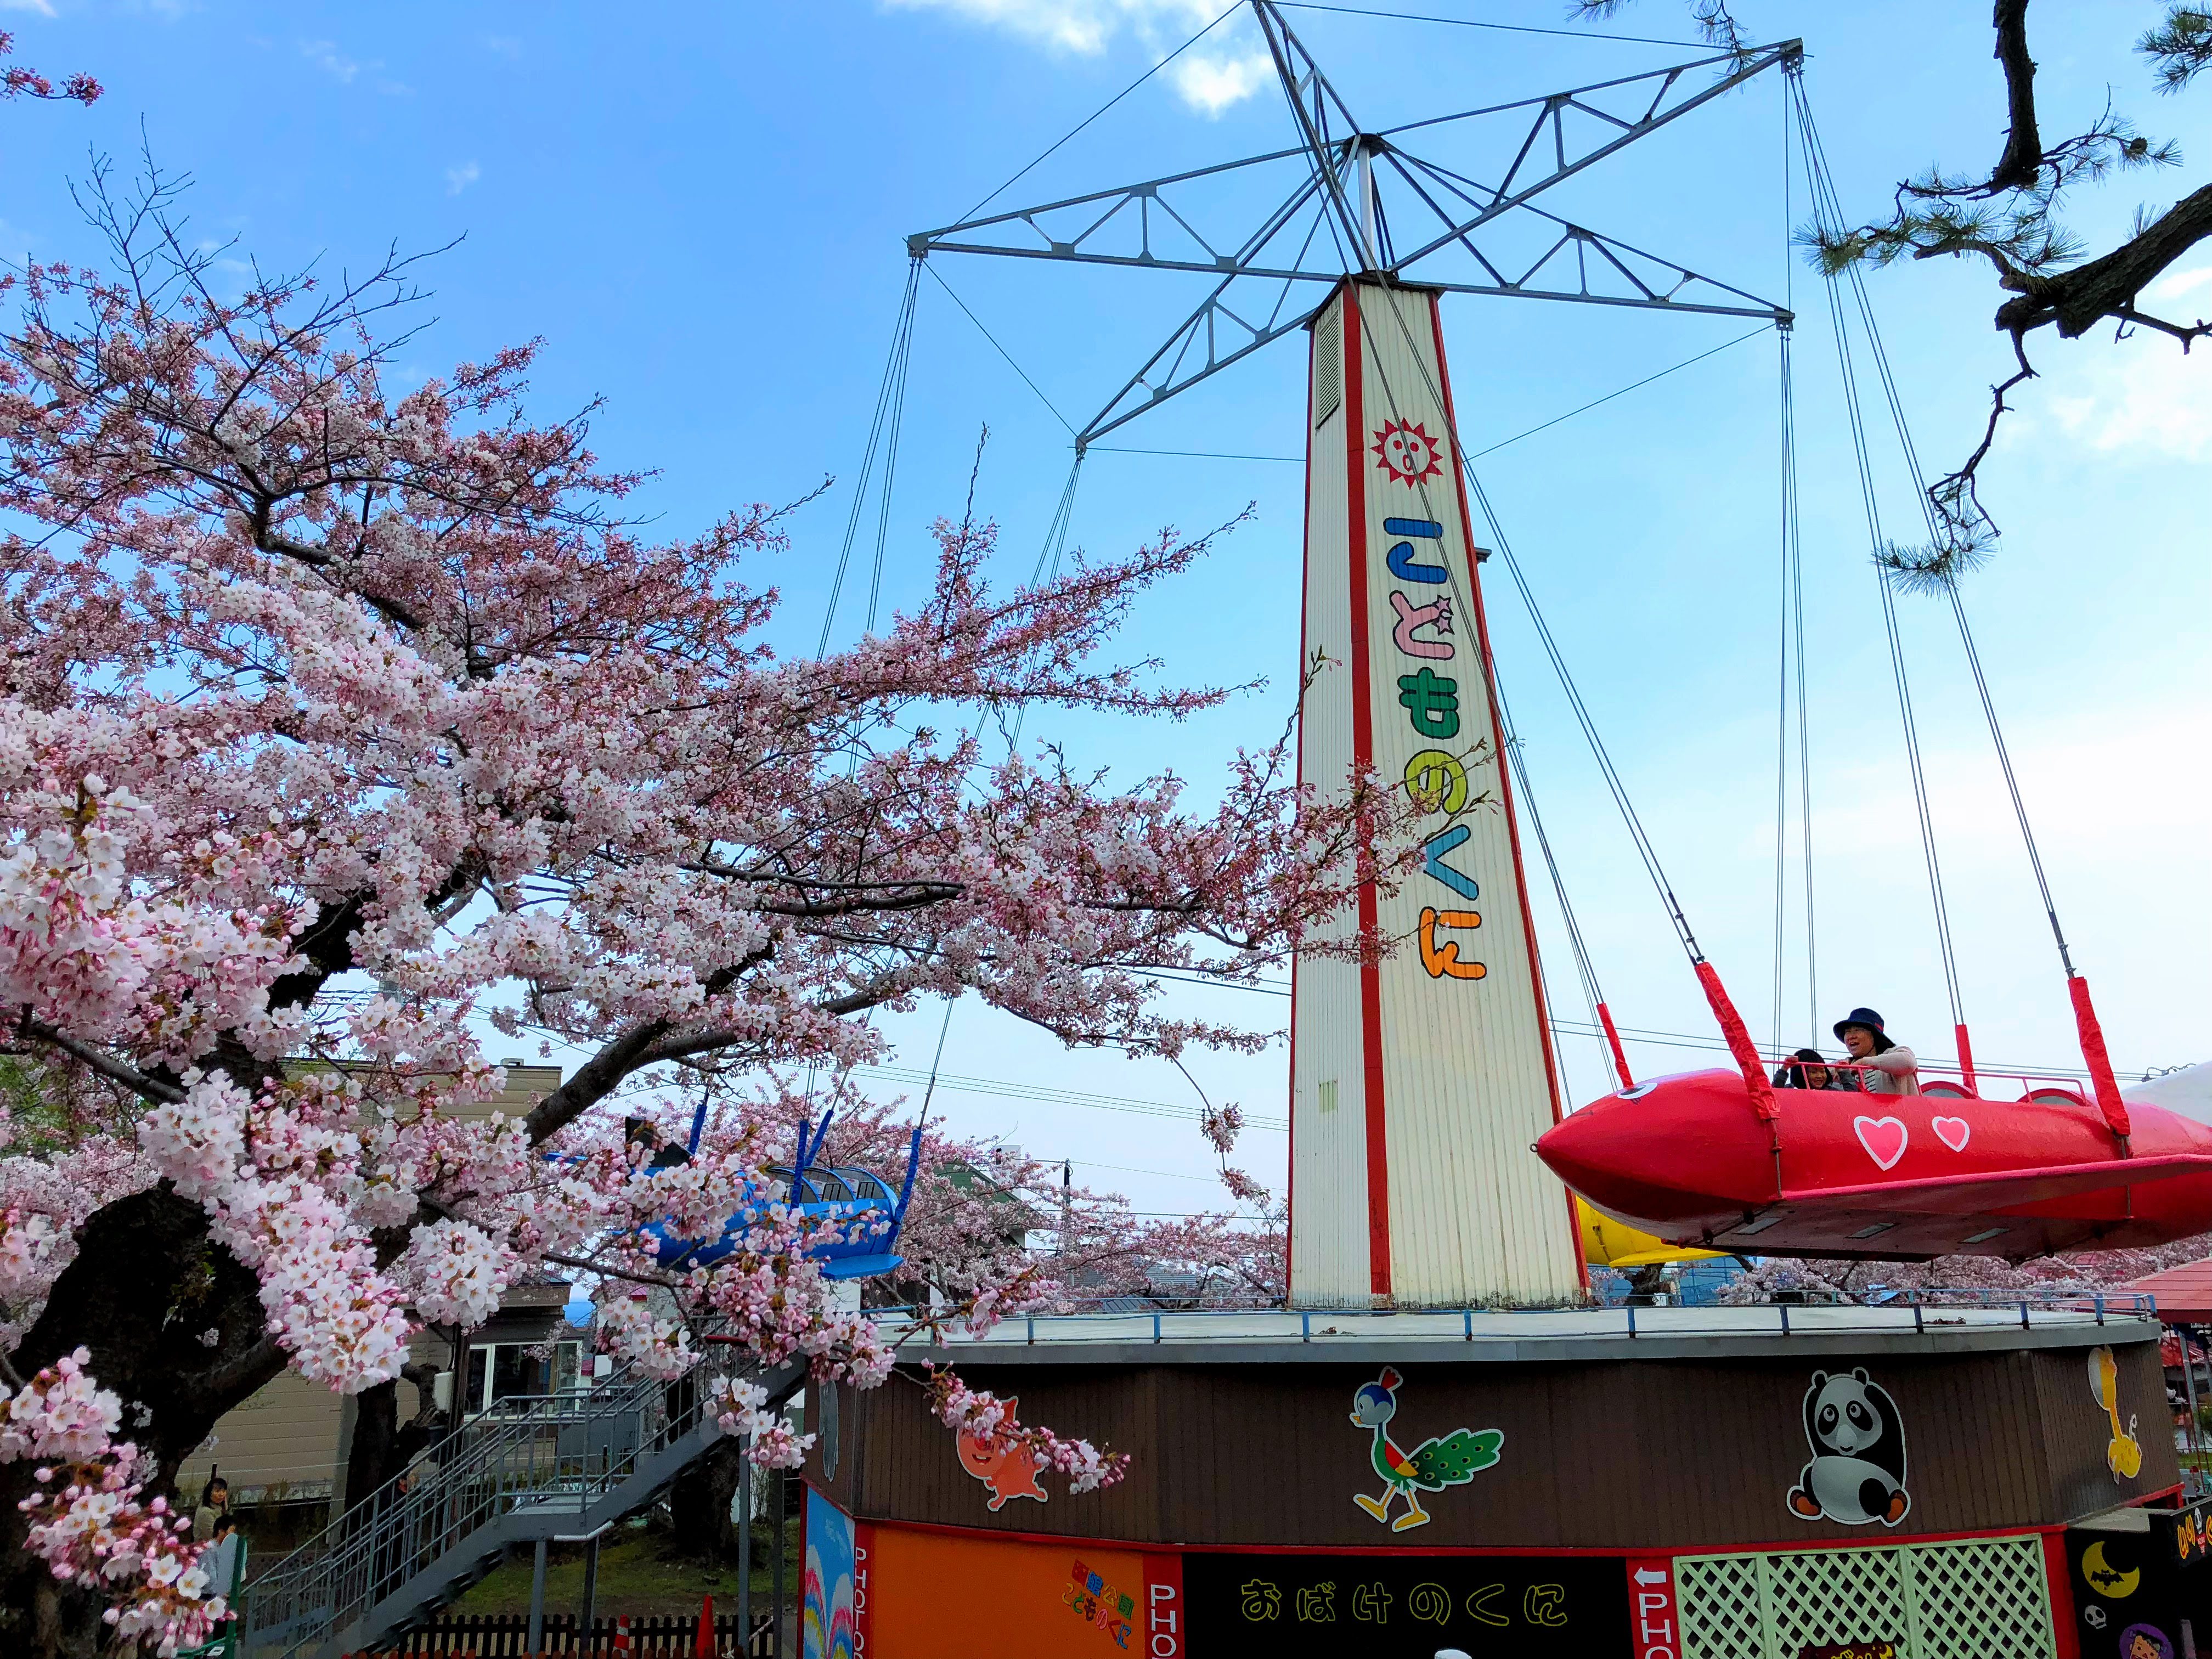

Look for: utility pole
[1058,1160,1073,1266]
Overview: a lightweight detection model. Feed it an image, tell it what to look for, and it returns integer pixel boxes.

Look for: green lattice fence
[1676,1553,1765,1659]
[1905,1536,2055,1659]
[1675,1534,2054,1659]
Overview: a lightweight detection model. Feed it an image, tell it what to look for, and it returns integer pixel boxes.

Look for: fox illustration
[956,1398,1049,1510]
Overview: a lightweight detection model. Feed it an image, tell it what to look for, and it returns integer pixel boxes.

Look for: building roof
[2125,1257,2212,1323]
[900,1300,2157,1368]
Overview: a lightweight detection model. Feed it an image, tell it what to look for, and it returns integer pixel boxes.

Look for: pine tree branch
[2143,6,2212,94]
[1995,180,2212,337]
[1989,0,2044,193]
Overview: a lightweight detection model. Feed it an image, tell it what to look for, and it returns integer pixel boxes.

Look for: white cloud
[1,0,60,17]
[300,39,370,82]
[887,0,1207,54]
[2147,263,2212,304]
[1995,263,2212,463]
[885,0,1272,114]
[1170,48,1272,119]
[2039,342,2212,463]
[445,161,481,196]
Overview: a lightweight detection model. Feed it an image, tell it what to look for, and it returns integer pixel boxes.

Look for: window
[463,1340,588,1414]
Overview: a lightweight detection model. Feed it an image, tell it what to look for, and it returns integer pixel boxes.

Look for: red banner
[1625,1557,1678,1659]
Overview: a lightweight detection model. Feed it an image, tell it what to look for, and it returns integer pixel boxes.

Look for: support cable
[1793,77,2127,1132]
[866,292,918,636]
[1004,450,1086,758]
[1796,88,2078,984]
[952,0,1246,225]
[1464,463,1702,966]
[1787,338,1818,1044]
[1770,74,1820,1056]
[1790,75,1966,1035]
[1359,292,1780,1119]
[923,262,1076,435]
[1356,294,1700,959]
[819,258,921,657]
[1769,325,1792,1060]
[1497,672,1616,1093]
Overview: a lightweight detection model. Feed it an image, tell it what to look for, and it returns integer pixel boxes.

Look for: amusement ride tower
[912,7,1795,1307]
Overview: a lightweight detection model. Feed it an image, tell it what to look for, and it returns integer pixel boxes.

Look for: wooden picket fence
[351,1612,775,1659]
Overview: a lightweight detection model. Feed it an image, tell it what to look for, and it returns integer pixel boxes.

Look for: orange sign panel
[868,1526,1148,1659]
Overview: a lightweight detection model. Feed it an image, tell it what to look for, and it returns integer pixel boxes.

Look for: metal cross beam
[909,1,1798,445]
[1375,35,1805,270]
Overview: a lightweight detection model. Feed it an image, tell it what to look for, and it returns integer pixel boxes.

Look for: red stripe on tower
[1342,283,1391,1297]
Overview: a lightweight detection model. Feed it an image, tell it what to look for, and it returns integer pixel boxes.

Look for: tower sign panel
[1290,276,1583,1308]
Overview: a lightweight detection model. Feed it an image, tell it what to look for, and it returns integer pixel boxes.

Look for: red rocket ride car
[1535,1068,2212,1261]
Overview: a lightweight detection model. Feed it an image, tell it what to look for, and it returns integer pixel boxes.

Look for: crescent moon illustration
[2083,1541,2141,1599]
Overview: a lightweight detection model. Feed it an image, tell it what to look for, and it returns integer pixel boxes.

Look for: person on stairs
[1835,1008,1920,1096]
[192,1472,231,1542]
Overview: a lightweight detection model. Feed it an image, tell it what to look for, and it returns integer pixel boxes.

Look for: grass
[449,1523,800,1618]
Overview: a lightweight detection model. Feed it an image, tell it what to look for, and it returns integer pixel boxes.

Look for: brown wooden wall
[806,1339,2175,1551]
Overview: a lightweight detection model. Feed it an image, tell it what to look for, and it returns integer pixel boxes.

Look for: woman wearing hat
[1835,1008,1920,1096]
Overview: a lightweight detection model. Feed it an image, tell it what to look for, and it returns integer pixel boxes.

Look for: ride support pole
[1596,1002,1634,1090]
[1953,1023,1979,1096]
[527,1538,549,1658]
[2067,974,2134,1142]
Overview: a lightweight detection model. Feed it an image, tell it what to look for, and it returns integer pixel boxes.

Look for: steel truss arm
[904,6,1798,442]
[1253,0,1379,271]
[1383,38,1804,269]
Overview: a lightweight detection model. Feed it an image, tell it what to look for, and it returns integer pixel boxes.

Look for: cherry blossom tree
[1719,1234,2212,1305]
[637,1082,1279,1563]
[751,1086,1283,1311]
[1,33,100,105]
[0,162,1401,1652]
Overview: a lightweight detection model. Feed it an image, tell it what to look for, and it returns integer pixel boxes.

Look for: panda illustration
[1787,1368,1910,1527]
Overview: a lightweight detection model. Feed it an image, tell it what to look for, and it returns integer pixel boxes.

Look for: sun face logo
[1372,419,1444,487]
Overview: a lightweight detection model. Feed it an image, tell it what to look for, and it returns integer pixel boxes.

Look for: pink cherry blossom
[0,33,100,104]
[0,168,1397,1635]
[1,1351,222,1656]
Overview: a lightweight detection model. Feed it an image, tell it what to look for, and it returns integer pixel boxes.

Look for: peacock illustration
[1348,1366,1504,1532]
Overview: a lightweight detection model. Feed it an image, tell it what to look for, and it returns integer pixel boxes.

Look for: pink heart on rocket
[1854,1115,1909,1171]
[1931,1115,1971,1153]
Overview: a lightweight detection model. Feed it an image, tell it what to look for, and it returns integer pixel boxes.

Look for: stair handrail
[242,1330,761,1659]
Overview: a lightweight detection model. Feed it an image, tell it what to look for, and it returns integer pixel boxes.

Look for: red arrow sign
[1626,1558,1679,1659]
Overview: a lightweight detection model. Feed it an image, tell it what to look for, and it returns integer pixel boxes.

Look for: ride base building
[800,1304,2195,1659]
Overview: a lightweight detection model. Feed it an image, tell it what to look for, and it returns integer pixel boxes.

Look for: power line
[850,1062,1289,1131]
[1070,1157,1237,1184]
[1119,970,2145,1079]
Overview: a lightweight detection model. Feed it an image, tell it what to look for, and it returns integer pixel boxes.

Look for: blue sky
[6,1,2205,1228]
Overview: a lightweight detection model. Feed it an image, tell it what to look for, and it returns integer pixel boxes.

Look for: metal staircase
[242,1355,805,1659]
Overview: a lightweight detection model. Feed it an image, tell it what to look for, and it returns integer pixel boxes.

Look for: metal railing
[892,1288,2159,1351]
[242,1352,802,1659]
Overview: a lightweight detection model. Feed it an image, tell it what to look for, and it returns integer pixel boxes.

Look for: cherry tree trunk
[2,1188,283,1659]
[665,1437,748,1567]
